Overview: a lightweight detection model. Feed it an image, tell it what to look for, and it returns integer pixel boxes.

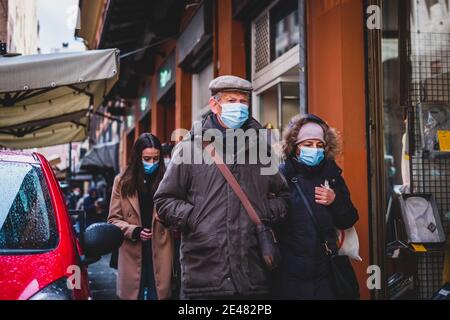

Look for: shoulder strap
[291,178,320,230]
[204,143,262,226]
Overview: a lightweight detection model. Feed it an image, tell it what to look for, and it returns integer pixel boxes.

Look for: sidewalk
[88,254,118,300]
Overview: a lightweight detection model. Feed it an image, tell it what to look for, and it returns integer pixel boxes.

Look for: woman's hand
[315,186,336,206]
[140,228,152,241]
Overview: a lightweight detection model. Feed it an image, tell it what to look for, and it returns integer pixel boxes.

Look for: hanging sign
[157,51,176,101]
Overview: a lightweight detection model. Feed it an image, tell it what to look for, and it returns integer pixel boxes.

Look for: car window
[0,161,58,252]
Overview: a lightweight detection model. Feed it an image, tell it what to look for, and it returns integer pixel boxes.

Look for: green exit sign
[159,69,172,89]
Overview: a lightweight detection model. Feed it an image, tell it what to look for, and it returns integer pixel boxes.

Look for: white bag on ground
[337,227,362,262]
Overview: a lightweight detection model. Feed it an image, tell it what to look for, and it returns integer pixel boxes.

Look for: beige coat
[108,175,174,300]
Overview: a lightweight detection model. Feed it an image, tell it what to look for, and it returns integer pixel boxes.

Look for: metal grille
[408,31,450,299]
[253,12,270,73]
[415,248,445,299]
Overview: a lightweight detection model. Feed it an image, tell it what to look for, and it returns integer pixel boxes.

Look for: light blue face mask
[142,161,159,175]
[297,147,325,167]
[219,103,249,129]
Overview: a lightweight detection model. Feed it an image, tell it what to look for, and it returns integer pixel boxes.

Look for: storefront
[177,0,214,122]
[366,0,450,299]
[137,78,152,136]
[156,50,176,143]
[249,0,306,133]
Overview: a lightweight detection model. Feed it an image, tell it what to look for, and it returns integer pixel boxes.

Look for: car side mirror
[80,223,123,265]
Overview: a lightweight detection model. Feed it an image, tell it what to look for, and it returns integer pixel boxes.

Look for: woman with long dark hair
[108,133,174,300]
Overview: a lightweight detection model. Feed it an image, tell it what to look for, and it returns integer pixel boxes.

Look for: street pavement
[87,254,118,300]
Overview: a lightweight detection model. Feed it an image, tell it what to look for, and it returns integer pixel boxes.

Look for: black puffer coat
[154,113,290,299]
[273,157,359,299]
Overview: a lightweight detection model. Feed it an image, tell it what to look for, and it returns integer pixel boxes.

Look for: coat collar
[187,112,266,154]
[284,157,342,180]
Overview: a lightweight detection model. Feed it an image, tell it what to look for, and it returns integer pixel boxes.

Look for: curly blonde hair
[281,114,343,160]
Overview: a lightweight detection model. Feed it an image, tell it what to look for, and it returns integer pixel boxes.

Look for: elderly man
[154,75,289,299]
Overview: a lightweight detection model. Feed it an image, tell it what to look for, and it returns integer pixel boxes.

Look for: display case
[418,103,450,157]
[398,194,447,244]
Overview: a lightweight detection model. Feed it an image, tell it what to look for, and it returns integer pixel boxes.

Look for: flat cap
[209,75,253,96]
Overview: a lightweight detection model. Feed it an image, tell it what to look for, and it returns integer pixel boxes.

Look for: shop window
[252,0,300,73]
[280,83,300,130]
[373,0,450,300]
[259,86,277,128]
[259,80,299,133]
[270,0,299,61]
[251,1,305,133]
[192,62,214,121]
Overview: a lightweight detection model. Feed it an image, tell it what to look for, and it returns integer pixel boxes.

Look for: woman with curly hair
[273,114,359,300]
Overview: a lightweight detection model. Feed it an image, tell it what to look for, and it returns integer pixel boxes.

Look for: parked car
[0,151,123,300]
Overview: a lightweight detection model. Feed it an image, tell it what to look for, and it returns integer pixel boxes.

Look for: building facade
[0,0,39,55]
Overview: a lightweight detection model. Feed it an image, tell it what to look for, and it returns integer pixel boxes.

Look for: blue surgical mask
[142,161,159,175]
[219,103,249,129]
[297,147,325,167]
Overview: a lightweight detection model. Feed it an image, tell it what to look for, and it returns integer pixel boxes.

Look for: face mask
[142,161,159,175]
[164,158,171,167]
[297,147,325,167]
[219,103,249,129]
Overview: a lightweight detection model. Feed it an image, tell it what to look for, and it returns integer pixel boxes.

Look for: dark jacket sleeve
[153,155,194,232]
[261,172,290,225]
[132,227,144,241]
[328,174,359,230]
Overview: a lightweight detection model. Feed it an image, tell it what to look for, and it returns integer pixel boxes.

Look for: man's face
[209,91,249,116]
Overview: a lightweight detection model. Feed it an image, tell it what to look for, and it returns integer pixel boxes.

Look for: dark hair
[161,142,174,157]
[120,133,165,197]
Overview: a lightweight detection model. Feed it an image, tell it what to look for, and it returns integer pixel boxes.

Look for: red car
[0,151,122,300]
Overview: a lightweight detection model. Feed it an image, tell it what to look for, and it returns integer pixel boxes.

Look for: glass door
[367,0,450,300]
[258,81,300,133]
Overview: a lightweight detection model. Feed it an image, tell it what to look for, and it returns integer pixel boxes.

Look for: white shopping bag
[337,227,362,262]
